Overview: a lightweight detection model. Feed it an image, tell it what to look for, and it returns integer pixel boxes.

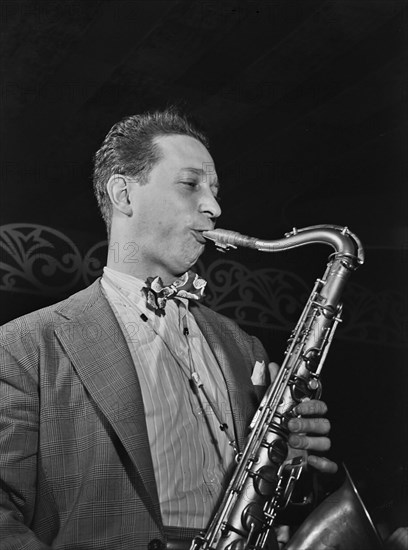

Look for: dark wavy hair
[93,107,209,235]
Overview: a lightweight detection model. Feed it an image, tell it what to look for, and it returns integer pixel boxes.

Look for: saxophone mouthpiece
[202,229,258,250]
[202,229,238,251]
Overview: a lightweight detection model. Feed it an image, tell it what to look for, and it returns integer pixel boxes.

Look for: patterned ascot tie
[142,270,207,314]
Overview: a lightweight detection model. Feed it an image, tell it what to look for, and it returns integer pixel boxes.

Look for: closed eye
[179,179,221,202]
[181,180,198,187]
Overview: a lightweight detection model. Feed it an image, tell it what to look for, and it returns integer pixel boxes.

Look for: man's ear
[106,174,132,216]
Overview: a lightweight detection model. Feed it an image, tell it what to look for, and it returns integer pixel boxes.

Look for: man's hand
[286,399,337,474]
[268,362,338,474]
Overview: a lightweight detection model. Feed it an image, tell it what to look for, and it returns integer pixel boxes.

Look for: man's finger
[288,417,331,435]
[292,399,328,417]
[288,434,331,452]
[268,361,280,381]
[307,455,338,474]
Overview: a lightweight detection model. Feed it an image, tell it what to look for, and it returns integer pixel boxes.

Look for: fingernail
[288,419,301,432]
[290,436,301,447]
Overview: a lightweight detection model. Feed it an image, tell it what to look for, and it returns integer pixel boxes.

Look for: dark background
[1,0,407,537]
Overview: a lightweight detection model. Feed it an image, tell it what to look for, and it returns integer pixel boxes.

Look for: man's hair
[93,107,210,234]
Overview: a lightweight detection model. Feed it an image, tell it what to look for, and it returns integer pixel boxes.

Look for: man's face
[127,134,221,283]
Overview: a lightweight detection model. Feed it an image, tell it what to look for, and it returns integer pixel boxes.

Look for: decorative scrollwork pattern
[197,260,406,347]
[196,258,309,329]
[0,224,405,347]
[0,224,82,295]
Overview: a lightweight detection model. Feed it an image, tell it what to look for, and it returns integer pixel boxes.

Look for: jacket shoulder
[0,279,103,348]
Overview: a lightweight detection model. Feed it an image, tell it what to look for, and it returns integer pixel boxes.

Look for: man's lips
[192,229,213,244]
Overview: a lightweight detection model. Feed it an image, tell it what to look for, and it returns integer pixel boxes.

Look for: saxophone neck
[285,225,365,265]
[203,224,364,266]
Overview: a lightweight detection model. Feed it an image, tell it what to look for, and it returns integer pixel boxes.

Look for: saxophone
[191,224,365,550]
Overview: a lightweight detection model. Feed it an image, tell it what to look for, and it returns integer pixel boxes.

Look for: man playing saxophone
[0,108,336,549]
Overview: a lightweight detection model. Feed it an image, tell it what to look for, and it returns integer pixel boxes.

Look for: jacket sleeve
[0,343,52,549]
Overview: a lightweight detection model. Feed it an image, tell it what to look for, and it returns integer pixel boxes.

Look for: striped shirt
[101,267,235,529]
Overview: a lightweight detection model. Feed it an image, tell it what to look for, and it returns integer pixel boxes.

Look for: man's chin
[181,245,205,273]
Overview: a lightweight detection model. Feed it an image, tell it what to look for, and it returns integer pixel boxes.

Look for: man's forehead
[180,166,218,182]
[156,135,212,163]
[154,134,219,184]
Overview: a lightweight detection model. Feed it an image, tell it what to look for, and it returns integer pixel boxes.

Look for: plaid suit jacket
[0,279,269,549]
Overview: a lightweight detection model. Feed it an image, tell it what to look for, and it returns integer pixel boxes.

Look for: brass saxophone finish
[191,225,364,550]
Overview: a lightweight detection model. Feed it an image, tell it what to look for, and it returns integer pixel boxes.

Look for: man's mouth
[192,229,211,244]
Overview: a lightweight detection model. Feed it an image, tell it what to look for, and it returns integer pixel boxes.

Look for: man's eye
[181,180,198,187]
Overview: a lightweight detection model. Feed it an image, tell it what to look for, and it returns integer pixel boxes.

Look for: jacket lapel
[54,280,163,529]
[191,304,260,450]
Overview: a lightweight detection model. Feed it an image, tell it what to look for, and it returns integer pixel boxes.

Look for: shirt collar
[102,266,145,298]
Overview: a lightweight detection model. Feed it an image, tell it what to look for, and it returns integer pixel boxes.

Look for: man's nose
[199,190,222,220]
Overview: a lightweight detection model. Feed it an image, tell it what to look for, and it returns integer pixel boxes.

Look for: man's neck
[106,251,182,286]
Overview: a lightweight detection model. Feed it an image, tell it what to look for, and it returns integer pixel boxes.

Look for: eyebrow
[178,167,220,189]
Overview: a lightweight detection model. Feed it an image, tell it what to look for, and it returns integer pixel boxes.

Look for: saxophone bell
[283,465,383,550]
